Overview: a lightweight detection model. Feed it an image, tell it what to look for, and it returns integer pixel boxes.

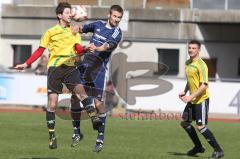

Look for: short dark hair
[109,5,123,15]
[189,40,201,48]
[56,2,71,19]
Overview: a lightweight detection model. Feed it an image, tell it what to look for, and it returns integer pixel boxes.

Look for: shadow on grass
[19,158,60,159]
[167,152,209,158]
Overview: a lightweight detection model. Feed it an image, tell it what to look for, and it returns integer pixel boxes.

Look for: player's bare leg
[47,93,58,149]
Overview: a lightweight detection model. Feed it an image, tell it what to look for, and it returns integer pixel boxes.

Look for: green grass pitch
[0,112,239,159]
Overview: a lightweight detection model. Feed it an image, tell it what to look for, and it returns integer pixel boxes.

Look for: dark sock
[48,130,55,138]
[46,110,55,137]
[71,107,82,135]
[199,127,221,150]
[97,113,106,141]
[72,120,80,135]
[81,97,97,118]
[183,125,202,148]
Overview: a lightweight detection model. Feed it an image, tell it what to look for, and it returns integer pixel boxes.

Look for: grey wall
[1,4,240,80]
[2,5,240,41]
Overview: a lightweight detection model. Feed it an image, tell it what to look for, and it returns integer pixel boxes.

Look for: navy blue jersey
[78,21,122,100]
[82,20,122,65]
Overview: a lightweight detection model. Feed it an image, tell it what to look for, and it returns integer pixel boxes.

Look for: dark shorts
[48,65,82,94]
[182,98,209,126]
[77,54,107,101]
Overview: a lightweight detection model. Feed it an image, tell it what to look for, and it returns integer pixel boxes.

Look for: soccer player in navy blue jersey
[70,5,123,152]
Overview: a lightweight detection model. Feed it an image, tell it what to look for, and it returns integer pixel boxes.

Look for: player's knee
[180,121,191,129]
[96,103,107,113]
[48,101,57,111]
[94,98,107,113]
[73,84,88,100]
[47,105,56,112]
[48,94,58,111]
[47,107,55,112]
[95,100,103,108]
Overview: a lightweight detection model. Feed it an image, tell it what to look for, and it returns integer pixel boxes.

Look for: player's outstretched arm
[14,63,28,70]
[95,41,119,53]
[87,43,110,53]
[14,47,45,70]
[97,43,110,52]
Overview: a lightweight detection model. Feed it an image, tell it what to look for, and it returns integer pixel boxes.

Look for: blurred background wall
[0,0,240,113]
[1,0,240,80]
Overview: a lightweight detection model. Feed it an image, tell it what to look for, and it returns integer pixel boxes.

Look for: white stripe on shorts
[202,100,206,125]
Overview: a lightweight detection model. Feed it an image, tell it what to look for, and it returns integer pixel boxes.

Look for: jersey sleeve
[25,47,45,65]
[106,28,122,52]
[199,61,208,84]
[39,30,50,48]
[82,21,97,33]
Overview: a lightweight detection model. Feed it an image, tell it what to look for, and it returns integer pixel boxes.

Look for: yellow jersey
[185,58,209,104]
[40,24,81,68]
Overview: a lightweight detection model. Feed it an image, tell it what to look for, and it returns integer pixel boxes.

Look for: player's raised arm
[81,21,96,33]
[14,47,45,70]
[87,43,107,53]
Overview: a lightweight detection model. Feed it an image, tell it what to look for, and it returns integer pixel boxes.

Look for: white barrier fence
[126,78,240,115]
[0,73,239,115]
[0,73,47,106]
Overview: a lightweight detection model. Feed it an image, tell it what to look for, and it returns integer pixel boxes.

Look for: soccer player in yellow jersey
[14,2,102,149]
[179,40,224,158]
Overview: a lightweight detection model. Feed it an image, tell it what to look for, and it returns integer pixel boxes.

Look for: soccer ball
[71,5,88,21]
